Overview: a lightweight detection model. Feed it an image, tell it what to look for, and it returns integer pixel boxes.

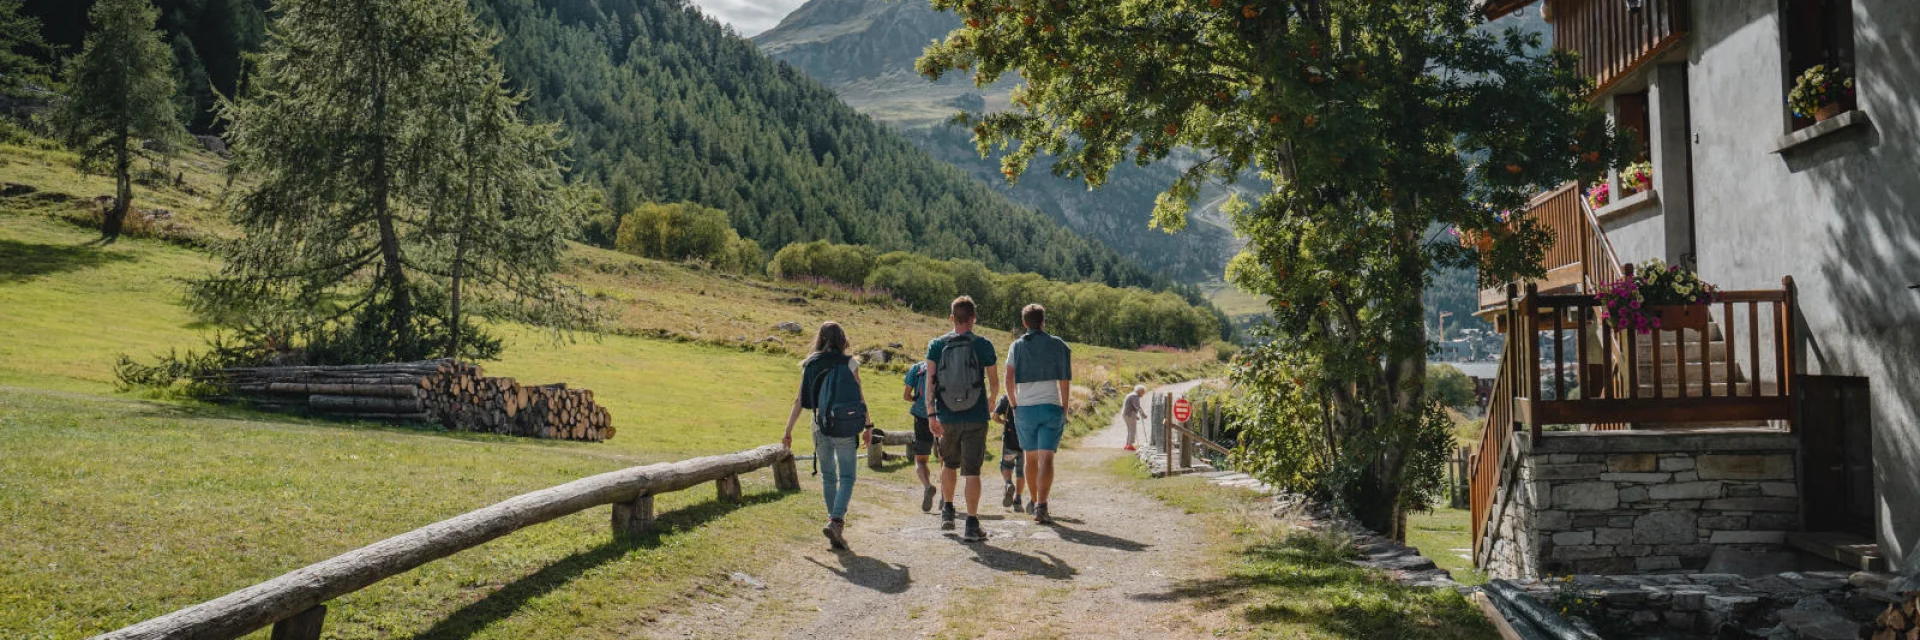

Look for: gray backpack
[934,333,984,412]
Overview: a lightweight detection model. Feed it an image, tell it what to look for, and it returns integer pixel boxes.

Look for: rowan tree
[920,0,1628,535]
[52,0,181,243]
[194,0,590,364]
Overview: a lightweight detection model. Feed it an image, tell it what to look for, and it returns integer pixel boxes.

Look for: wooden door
[1799,375,1875,536]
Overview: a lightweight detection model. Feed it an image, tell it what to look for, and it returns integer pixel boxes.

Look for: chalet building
[1467,0,1919,581]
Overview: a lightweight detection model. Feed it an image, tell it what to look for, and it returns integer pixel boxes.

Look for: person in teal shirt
[924,296,999,542]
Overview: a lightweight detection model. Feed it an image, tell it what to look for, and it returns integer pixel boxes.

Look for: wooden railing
[1149,392,1235,476]
[95,445,801,640]
[1469,292,1527,561]
[1520,278,1797,435]
[1547,0,1689,94]
[1479,182,1622,312]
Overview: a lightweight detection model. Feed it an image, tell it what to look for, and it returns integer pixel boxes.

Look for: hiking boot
[962,516,986,542]
[1011,496,1023,513]
[940,502,957,530]
[1002,482,1016,508]
[824,519,849,550]
[1026,501,1036,515]
[1123,445,1137,451]
[921,485,937,513]
[1034,504,1053,525]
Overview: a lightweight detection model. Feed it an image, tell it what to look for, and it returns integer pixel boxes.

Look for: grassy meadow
[0,140,1216,638]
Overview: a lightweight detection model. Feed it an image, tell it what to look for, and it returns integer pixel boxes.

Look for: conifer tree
[0,0,50,99]
[52,0,180,243]
[195,0,588,364]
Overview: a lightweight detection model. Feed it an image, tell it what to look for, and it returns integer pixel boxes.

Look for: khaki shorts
[937,421,988,476]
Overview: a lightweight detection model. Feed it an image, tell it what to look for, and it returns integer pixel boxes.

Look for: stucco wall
[1684,0,1920,573]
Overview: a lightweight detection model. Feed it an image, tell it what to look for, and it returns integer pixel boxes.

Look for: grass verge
[1102,456,1497,639]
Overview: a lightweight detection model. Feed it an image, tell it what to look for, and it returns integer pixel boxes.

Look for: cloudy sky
[687,0,809,37]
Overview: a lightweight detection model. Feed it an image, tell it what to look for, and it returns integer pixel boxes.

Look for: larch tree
[920,0,1628,536]
[52,0,181,244]
[194,0,590,365]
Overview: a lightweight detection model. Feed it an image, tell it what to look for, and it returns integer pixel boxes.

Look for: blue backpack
[805,353,868,438]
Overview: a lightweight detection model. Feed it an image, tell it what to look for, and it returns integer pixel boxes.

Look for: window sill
[1594,189,1659,224]
[1773,110,1870,154]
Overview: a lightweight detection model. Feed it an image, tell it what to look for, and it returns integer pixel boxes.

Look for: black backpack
[805,354,868,438]
[934,332,985,413]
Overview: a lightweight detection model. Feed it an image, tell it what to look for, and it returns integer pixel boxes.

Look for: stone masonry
[1483,430,1800,579]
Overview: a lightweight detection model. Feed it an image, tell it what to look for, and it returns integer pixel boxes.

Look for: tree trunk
[367,46,411,355]
[448,226,467,360]
[104,128,132,243]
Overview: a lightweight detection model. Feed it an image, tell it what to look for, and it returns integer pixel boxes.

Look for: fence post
[867,432,885,471]
[612,493,655,536]
[716,475,743,503]
[270,605,325,640]
[1163,394,1173,476]
[1179,428,1192,470]
[773,454,801,492]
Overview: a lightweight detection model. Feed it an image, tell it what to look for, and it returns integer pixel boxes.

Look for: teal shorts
[1014,404,1066,452]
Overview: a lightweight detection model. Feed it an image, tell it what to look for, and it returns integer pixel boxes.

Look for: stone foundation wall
[1482,431,1801,579]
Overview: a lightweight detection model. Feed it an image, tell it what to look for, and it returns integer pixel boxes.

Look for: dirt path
[645,382,1224,639]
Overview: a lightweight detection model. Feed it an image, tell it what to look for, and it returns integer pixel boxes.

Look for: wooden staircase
[1468,181,1801,563]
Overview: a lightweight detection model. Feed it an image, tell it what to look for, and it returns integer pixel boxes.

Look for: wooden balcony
[1549,0,1689,93]
[1483,0,1689,95]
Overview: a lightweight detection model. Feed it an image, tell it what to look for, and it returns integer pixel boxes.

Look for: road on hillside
[643,381,1228,639]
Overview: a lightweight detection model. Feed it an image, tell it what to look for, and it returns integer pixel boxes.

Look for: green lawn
[1407,507,1488,586]
[0,388,822,639]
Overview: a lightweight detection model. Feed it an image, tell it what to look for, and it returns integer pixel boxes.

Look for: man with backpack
[925,296,1000,543]
[902,360,938,512]
[1003,304,1072,525]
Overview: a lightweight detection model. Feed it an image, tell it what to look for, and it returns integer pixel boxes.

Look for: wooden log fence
[93,444,800,640]
[866,427,917,470]
[1151,392,1236,477]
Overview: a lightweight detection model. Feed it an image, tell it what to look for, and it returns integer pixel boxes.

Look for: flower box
[1653,305,1710,331]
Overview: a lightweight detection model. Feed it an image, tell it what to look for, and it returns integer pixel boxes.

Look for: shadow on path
[956,541,1078,580]
[414,490,791,640]
[1048,522,1150,552]
[0,238,133,284]
[806,553,912,593]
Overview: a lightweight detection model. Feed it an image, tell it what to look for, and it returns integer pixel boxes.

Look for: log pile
[1867,592,1920,640]
[204,359,614,442]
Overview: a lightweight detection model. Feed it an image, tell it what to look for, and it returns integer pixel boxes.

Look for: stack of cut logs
[1868,592,1920,640]
[204,359,614,442]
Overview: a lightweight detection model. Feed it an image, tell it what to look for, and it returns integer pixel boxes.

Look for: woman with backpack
[782,321,873,551]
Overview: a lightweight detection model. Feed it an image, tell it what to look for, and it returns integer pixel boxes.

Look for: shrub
[865,257,956,312]
[767,240,877,284]
[614,202,733,263]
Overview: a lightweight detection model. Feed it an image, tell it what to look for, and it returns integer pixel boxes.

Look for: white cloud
[687,0,810,37]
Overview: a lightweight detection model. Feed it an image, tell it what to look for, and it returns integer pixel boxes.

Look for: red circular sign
[1172,398,1192,422]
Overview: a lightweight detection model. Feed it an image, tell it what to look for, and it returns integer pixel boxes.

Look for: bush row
[769,240,1221,349]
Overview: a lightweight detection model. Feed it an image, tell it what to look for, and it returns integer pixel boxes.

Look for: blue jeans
[814,431,859,520]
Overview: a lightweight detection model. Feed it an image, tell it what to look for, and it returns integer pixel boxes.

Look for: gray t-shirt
[1122,392,1143,419]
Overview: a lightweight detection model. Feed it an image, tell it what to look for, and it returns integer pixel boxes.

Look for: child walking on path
[903,360,938,512]
[925,296,1000,543]
[1004,304,1072,525]
[992,395,1028,513]
[782,322,873,551]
